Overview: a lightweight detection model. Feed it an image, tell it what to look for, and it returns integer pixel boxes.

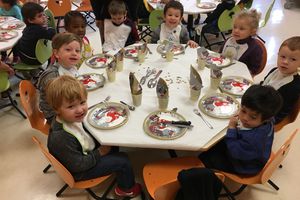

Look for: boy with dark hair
[102,0,139,52]
[14,2,55,65]
[199,85,283,175]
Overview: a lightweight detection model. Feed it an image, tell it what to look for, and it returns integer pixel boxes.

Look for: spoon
[120,101,135,111]
[140,68,156,85]
[193,109,213,129]
[88,96,111,109]
[147,70,163,88]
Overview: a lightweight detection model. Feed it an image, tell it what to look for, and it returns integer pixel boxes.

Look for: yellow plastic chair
[200,4,242,49]
[0,71,26,118]
[32,136,117,199]
[138,9,163,42]
[143,156,204,199]
[219,129,298,199]
[44,9,56,31]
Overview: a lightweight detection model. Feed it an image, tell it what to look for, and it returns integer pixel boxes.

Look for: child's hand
[187,40,199,48]
[228,115,238,129]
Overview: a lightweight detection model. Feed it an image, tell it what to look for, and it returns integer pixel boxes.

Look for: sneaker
[114,183,142,198]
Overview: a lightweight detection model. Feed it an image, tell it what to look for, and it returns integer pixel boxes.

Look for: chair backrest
[252,37,267,76]
[47,0,72,18]
[275,97,300,132]
[75,0,93,12]
[35,39,52,64]
[44,9,56,31]
[217,5,242,32]
[259,0,275,28]
[149,9,164,31]
[238,0,253,10]
[260,129,298,183]
[19,80,50,135]
[154,172,225,200]
[0,71,10,93]
[32,136,76,187]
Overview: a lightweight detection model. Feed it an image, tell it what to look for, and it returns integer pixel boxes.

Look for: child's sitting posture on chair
[46,75,142,198]
[14,2,55,65]
[220,9,263,76]
[151,0,198,48]
[199,85,282,175]
[102,0,139,52]
[38,33,82,124]
[261,36,300,124]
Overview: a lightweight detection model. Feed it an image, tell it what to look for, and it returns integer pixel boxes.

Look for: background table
[80,44,252,151]
[0,17,24,51]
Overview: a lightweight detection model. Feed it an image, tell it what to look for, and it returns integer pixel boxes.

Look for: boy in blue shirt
[199,85,283,175]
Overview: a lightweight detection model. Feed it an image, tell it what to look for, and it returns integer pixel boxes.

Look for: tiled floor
[0,0,299,199]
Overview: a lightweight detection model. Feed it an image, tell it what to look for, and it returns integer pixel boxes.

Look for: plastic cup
[190,88,201,101]
[106,68,116,82]
[165,51,174,62]
[116,59,124,72]
[131,94,142,106]
[137,50,146,63]
[210,76,221,90]
[158,97,169,110]
[197,57,205,70]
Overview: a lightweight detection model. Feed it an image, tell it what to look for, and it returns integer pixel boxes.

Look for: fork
[193,109,213,129]
[88,95,111,109]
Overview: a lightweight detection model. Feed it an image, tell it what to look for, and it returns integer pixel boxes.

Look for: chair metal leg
[43,164,51,173]
[268,179,279,190]
[168,149,177,158]
[86,177,117,200]
[7,93,27,119]
[56,183,68,197]
[221,183,236,200]
[220,184,247,197]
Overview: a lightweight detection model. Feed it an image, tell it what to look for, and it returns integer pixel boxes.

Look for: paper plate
[85,54,114,68]
[143,110,187,140]
[157,44,185,56]
[0,16,8,23]
[205,53,233,69]
[87,102,129,130]
[124,44,147,59]
[219,76,253,96]
[0,30,18,41]
[198,93,239,118]
[0,20,25,30]
[197,2,216,9]
[77,73,106,91]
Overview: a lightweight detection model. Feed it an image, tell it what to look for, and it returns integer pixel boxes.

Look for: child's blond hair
[235,9,261,30]
[45,75,87,111]
[279,36,300,52]
[52,32,83,50]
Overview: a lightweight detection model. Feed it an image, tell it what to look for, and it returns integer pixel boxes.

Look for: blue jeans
[74,152,135,190]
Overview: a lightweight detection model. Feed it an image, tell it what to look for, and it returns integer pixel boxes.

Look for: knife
[161,120,193,128]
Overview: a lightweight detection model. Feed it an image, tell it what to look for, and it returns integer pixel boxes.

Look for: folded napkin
[107,57,117,72]
[211,68,223,79]
[129,72,142,95]
[190,65,203,90]
[197,47,209,58]
[115,48,125,62]
[156,78,169,98]
[137,43,148,54]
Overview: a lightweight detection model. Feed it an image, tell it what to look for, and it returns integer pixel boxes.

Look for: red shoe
[114,183,142,198]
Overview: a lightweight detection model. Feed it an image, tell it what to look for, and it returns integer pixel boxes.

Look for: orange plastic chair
[47,0,72,32]
[252,37,267,77]
[219,129,298,199]
[143,156,204,199]
[153,173,225,200]
[19,80,50,135]
[275,97,300,132]
[32,136,117,199]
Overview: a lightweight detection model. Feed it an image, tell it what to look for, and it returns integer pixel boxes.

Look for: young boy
[38,32,82,124]
[102,0,139,52]
[261,36,300,124]
[14,2,56,65]
[45,75,142,198]
[151,0,198,48]
[199,85,283,175]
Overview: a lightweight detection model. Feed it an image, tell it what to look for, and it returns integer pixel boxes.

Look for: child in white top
[102,0,139,52]
[220,9,263,76]
[38,32,82,124]
[261,36,300,124]
[151,1,198,48]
